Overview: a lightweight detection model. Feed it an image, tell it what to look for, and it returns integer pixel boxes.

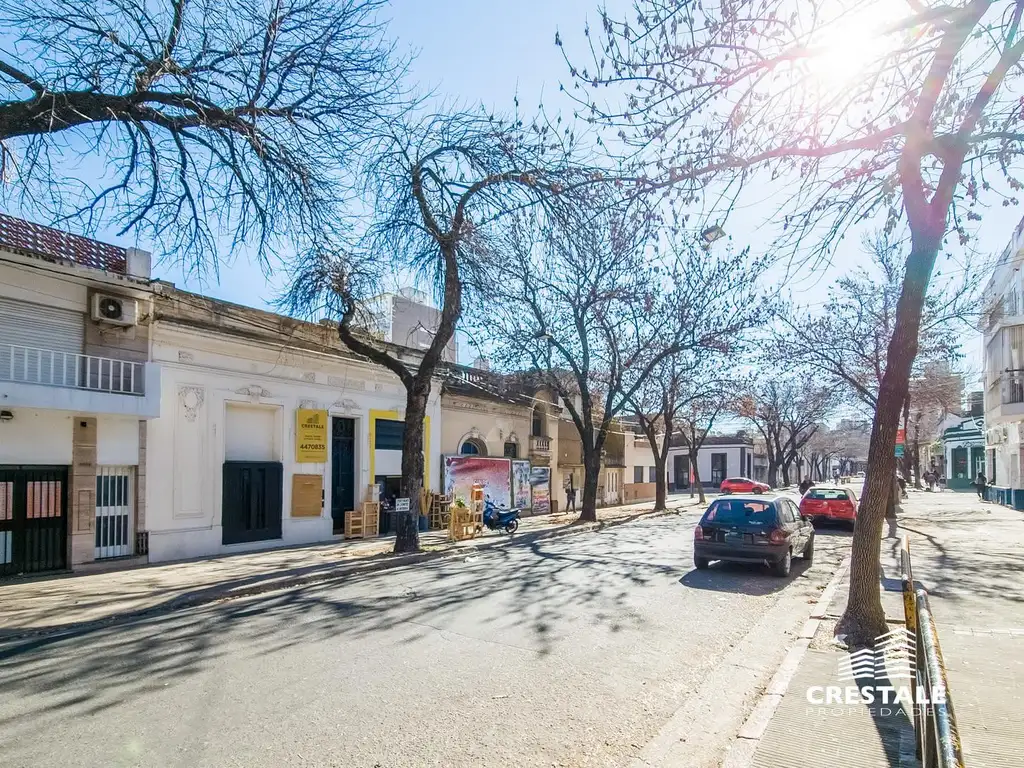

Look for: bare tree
[629,358,692,511]
[772,232,974,412]
[905,363,965,485]
[285,111,583,552]
[737,378,835,487]
[629,354,739,510]
[474,200,762,522]
[0,0,403,268]
[675,381,736,505]
[566,0,1024,644]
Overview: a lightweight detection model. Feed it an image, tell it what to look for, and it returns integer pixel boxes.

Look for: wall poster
[529,466,551,515]
[442,456,512,508]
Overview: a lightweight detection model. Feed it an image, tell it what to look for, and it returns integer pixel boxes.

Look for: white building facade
[145,285,442,562]
[667,435,757,490]
[983,213,1024,508]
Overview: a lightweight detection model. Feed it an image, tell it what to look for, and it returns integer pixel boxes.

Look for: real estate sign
[296,408,328,463]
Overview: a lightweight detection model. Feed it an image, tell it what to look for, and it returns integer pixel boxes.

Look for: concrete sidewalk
[739,490,1024,768]
[0,496,706,638]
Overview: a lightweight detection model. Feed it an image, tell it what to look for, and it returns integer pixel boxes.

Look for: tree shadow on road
[0,515,707,734]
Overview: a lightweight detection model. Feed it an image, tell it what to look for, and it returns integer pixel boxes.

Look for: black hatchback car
[693,494,814,577]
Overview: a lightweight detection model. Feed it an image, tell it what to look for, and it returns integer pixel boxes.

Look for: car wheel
[802,534,815,563]
[722,489,731,495]
[694,556,710,570]
[772,549,792,577]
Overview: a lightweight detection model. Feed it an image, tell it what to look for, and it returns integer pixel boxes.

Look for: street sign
[895,428,906,445]
[895,444,905,458]
[395,497,410,512]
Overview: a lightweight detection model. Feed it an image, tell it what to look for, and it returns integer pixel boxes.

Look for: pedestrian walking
[976,470,987,501]
[885,475,901,538]
[924,470,935,492]
[565,475,576,512]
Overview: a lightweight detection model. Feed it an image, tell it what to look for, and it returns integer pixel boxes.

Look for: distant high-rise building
[361,288,458,363]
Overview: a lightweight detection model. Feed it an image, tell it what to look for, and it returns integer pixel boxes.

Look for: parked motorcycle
[482,500,521,534]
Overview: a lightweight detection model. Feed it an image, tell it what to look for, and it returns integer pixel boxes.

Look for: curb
[0,503,697,646]
[723,555,851,768]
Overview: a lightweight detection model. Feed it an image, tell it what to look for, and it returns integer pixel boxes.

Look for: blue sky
[7,0,1005,373]
[155,0,608,310]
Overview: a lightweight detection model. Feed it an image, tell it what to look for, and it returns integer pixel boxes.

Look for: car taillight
[769,529,787,544]
[694,525,704,541]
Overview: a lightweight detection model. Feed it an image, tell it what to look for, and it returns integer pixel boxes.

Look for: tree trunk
[395,383,429,554]
[689,450,705,504]
[837,236,941,647]
[767,461,779,488]
[579,448,600,522]
[653,455,668,511]
[780,463,791,486]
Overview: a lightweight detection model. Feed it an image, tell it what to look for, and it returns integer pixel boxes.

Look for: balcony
[0,344,160,417]
[529,435,551,464]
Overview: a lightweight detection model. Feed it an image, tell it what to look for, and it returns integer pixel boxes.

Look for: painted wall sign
[296,408,328,463]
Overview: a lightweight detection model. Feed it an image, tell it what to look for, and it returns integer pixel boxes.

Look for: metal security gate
[0,466,68,577]
[95,466,134,559]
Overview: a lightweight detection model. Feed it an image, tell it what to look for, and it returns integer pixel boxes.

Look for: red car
[799,486,858,528]
[720,477,770,494]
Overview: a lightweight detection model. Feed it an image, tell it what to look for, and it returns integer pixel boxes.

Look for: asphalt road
[0,509,851,768]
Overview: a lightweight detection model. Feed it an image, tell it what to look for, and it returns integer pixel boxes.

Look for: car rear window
[806,489,851,501]
[704,499,776,525]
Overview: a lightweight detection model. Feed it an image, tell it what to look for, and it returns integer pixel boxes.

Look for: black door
[0,466,68,576]
[222,462,283,545]
[331,417,356,533]
[711,453,728,486]
[673,455,689,490]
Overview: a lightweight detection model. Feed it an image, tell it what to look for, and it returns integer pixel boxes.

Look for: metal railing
[529,435,551,454]
[0,344,145,395]
[901,537,965,768]
[1002,368,1024,404]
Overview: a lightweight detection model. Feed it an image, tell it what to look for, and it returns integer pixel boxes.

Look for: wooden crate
[344,501,380,539]
[447,499,484,542]
[343,509,363,539]
[429,493,452,530]
[361,501,380,537]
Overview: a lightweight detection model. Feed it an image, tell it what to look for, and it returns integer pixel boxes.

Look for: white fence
[95,466,135,559]
[1,344,145,395]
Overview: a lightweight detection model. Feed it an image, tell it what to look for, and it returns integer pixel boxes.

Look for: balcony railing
[529,435,550,454]
[1001,369,1024,405]
[1,344,145,396]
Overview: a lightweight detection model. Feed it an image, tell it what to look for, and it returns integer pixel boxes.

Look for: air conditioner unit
[91,293,138,327]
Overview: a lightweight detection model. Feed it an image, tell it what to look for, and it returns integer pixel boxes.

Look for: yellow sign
[296,408,328,463]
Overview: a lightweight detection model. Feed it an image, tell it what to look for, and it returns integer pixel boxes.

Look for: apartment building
[982,212,1024,507]
[0,214,159,575]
